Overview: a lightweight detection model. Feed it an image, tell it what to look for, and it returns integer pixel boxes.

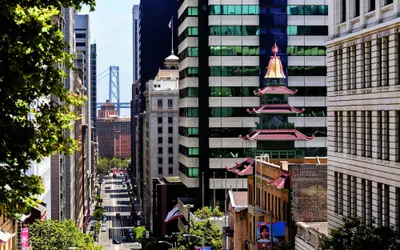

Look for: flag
[164,204,182,223]
[168,18,172,29]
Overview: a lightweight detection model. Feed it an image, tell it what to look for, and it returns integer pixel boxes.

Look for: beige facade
[327,0,400,230]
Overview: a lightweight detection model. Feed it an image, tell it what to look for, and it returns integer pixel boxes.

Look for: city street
[99,173,141,250]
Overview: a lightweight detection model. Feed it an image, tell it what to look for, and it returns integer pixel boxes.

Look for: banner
[21,227,29,250]
[257,221,285,248]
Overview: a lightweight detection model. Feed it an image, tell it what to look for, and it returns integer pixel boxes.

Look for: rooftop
[164,176,181,183]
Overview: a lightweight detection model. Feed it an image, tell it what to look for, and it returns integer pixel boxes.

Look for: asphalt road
[98,173,140,250]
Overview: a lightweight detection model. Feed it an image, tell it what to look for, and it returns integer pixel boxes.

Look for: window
[158,147,162,154]
[168,127,173,134]
[367,111,372,157]
[179,67,199,79]
[385,0,393,5]
[383,111,390,160]
[158,137,163,144]
[178,27,198,43]
[179,88,198,98]
[210,87,258,97]
[158,117,163,124]
[168,137,173,144]
[179,108,199,117]
[158,158,163,164]
[76,42,86,47]
[179,47,199,60]
[210,46,260,56]
[178,7,199,23]
[209,66,260,76]
[179,127,199,137]
[209,5,259,15]
[288,66,326,76]
[287,5,328,15]
[287,46,326,56]
[338,173,343,215]
[377,183,383,226]
[369,0,375,11]
[341,0,346,22]
[158,127,162,134]
[361,111,366,156]
[158,167,163,175]
[366,180,373,223]
[384,184,390,226]
[361,179,366,221]
[347,111,352,154]
[168,147,173,154]
[168,117,173,123]
[179,164,199,177]
[168,157,173,164]
[179,146,199,157]
[209,26,259,36]
[287,26,328,36]
[354,0,360,17]
[384,37,389,86]
[168,99,173,108]
[377,111,382,159]
[76,33,86,38]
[168,167,173,175]
[365,41,372,88]
[158,99,163,109]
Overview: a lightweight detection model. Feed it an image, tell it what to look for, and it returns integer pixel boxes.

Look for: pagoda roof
[254,86,298,96]
[225,158,254,176]
[246,104,304,114]
[239,129,314,141]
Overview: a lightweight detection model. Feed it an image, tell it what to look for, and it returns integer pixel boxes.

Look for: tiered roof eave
[246,104,305,114]
[253,85,298,96]
[239,129,315,141]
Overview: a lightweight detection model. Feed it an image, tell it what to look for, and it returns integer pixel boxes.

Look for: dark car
[112,239,121,244]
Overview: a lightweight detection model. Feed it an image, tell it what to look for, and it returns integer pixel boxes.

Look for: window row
[179,127,199,137]
[209,26,259,36]
[210,87,259,97]
[179,67,199,79]
[179,88,199,98]
[158,166,174,175]
[288,66,327,76]
[294,87,327,97]
[287,5,328,15]
[209,5,259,15]
[179,163,199,177]
[179,107,253,117]
[333,36,394,91]
[179,145,199,157]
[157,156,174,164]
[333,110,396,161]
[157,147,174,154]
[157,99,174,109]
[179,47,199,60]
[157,137,174,144]
[210,46,260,56]
[178,7,198,24]
[179,146,251,158]
[157,117,174,124]
[178,27,198,43]
[210,66,260,76]
[341,0,392,22]
[157,127,173,134]
[179,127,253,138]
[287,46,326,56]
[287,26,328,36]
[333,173,395,228]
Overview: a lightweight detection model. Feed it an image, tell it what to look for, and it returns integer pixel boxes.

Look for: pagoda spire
[264,43,286,79]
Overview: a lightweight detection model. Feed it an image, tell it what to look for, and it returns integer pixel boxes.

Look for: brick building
[97,101,131,158]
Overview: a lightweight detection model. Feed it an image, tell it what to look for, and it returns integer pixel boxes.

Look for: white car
[101,225,107,232]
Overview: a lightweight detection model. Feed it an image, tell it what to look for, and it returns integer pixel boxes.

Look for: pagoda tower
[226,43,314,174]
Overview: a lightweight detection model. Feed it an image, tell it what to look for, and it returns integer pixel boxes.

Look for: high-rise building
[177,1,328,206]
[142,54,180,231]
[90,43,97,141]
[132,0,178,202]
[327,1,400,230]
[74,13,92,229]
[132,5,140,82]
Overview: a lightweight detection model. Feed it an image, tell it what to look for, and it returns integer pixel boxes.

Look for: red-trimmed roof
[246,104,304,114]
[225,158,254,176]
[239,129,314,141]
[254,86,297,96]
[267,173,288,189]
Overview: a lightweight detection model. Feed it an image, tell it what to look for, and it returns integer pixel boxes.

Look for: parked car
[103,215,107,223]
[112,239,121,244]
[101,225,107,232]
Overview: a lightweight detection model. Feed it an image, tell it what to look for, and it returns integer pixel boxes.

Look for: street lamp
[183,234,205,249]
[158,240,176,248]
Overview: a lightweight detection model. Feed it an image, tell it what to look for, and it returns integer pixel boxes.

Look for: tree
[194,206,223,219]
[96,157,110,175]
[176,220,222,250]
[119,157,130,169]
[0,0,95,219]
[93,207,104,221]
[30,219,102,250]
[321,216,400,250]
[110,157,120,168]
[134,226,146,243]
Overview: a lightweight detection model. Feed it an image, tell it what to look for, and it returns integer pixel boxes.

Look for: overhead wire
[96,68,109,78]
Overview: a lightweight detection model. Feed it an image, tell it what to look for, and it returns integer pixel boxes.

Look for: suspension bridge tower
[109,66,120,114]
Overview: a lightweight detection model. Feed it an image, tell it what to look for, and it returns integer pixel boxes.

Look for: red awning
[268,174,288,189]
[240,129,314,141]
[246,104,304,114]
[254,86,297,96]
[225,158,254,176]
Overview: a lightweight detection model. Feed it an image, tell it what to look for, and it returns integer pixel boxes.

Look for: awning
[24,202,47,224]
[268,174,288,189]
[0,229,15,243]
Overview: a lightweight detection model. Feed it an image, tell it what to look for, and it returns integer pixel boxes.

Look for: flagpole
[171,16,174,55]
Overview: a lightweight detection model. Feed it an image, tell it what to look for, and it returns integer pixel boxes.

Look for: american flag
[168,18,172,29]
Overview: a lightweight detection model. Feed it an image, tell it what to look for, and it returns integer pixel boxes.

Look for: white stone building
[327,0,400,230]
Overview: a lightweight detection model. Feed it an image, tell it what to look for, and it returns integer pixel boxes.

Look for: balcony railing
[262,99,288,104]
[255,122,295,130]
[296,222,327,249]
[245,149,304,159]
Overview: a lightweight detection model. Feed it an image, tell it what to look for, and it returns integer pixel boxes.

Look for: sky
[81,0,140,116]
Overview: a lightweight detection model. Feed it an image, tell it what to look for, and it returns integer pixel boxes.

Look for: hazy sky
[81,0,139,116]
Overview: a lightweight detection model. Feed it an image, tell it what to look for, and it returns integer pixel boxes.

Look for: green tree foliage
[134,226,146,243]
[176,220,222,250]
[321,217,400,250]
[96,157,110,175]
[0,0,95,219]
[109,157,120,168]
[119,157,130,169]
[93,207,104,221]
[30,219,102,250]
[194,206,223,219]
